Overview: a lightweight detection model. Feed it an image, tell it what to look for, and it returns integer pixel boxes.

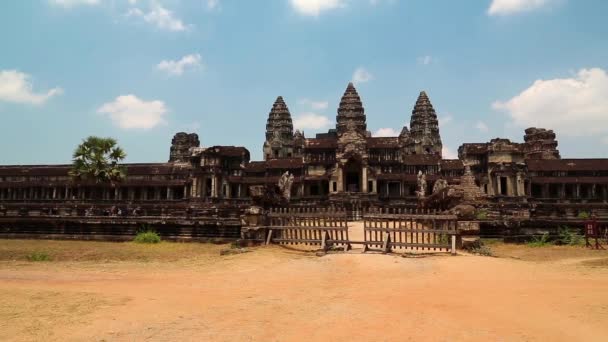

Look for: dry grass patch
[0,239,228,263]
[0,289,127,341]
[489,241,608,263]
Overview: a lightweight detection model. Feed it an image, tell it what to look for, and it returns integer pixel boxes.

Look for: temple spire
[407,91,443,156]
[336,82,366,135]
[263,96,294,160]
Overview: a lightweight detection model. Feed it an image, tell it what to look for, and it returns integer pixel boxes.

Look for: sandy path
[1,248,608,341]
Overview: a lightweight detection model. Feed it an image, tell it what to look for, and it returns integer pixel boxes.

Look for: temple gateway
[1,83,607,222]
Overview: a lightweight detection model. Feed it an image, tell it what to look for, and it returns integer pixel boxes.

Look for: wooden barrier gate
[265,207,351,251]
[363,213,458,254]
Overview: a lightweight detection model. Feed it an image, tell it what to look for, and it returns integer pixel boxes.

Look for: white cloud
[439,114,453,128]
[488,0,557,16]
[299,99,329,110]
[290,0,346,16]
[475,121,489,132]
[98,94,168,130]
[205,0,220,10]
[293,112,332,130]
[0,70,63,105]
[442,146,458,159]
[417,55,433,65]
[49,0,99,7]
[373,128,400,137]
[352,67,373,85]
[126,3,188,31]
[156,54,202,76]
[601,137,608,145]
[493,68,608,137]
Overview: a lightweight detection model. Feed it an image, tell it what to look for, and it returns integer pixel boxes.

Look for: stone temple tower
[406,91,443,156]
[336,82,367,136]
[263,96,294,160]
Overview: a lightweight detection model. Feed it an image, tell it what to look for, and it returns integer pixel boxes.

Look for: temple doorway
[344,159,361,192]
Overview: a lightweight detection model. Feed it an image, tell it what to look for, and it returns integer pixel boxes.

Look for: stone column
[166,187,172,200]
[496,176,502,196]
[211,176,217,197]
[191,177,198,198]
[337,167,344,193]
[575,184,581,199]
[362,166,368,193]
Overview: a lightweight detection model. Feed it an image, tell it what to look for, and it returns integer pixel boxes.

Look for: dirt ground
[1,237,608,342]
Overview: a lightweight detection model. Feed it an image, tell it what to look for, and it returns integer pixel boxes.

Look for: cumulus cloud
[442,146,458,159]
[49,0,99,7]
[493,68,608,137]
[299,99,329,110]
[290,0,346,16]
[475,121,489,132]
[98,94,168,130]
[156,54,202,76]
[373,128,400,137]
[293,112,332,130]
[488,0,557,16]
[352,67,373,85]
[126,3,188,31]
[0,70,63,105]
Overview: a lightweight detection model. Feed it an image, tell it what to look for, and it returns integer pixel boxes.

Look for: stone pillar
[337,167,344,193]
[166,187,172,200]
[362,166,368,193]
[575,184,581,199]
[560,184,566,199]
[592,184,597,199]
[191,177,198,198]
[496,176,502,196]
[211,176,217,197]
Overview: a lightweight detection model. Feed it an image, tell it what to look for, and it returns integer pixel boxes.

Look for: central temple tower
[405,91,443,156]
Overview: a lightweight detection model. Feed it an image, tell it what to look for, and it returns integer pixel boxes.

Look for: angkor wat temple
[1,83,607,239]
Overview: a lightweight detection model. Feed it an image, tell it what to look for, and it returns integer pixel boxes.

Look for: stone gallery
[1,83,607,230]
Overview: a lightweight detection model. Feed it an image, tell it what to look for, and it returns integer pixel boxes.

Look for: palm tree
[69,136,127,186]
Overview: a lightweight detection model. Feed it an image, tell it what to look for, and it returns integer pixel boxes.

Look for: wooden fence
[265,212,350,251]
[363,213,458,254]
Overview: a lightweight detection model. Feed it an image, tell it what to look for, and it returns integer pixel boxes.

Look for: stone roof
[204,146,250,159]
[304,138,338,149]
[0,163,190,177]
[367,137,399,149]
[440,159,464,170]
[527,159,608,171]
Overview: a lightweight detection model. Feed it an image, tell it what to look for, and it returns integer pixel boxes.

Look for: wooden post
[383,233,391,254]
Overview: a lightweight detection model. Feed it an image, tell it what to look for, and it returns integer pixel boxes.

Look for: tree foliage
[69,136,127,185]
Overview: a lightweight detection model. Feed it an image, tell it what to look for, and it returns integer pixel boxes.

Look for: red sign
[585,222,597,238]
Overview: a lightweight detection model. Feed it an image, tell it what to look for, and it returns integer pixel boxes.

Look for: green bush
[27,251,51,262]
[475,210,489,220]
[557,226,584,246]
[578,211,590,220]
[527,233,550,247]
[134,231,161,244]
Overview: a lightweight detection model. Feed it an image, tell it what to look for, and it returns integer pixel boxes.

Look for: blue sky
[1,0,607,164]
